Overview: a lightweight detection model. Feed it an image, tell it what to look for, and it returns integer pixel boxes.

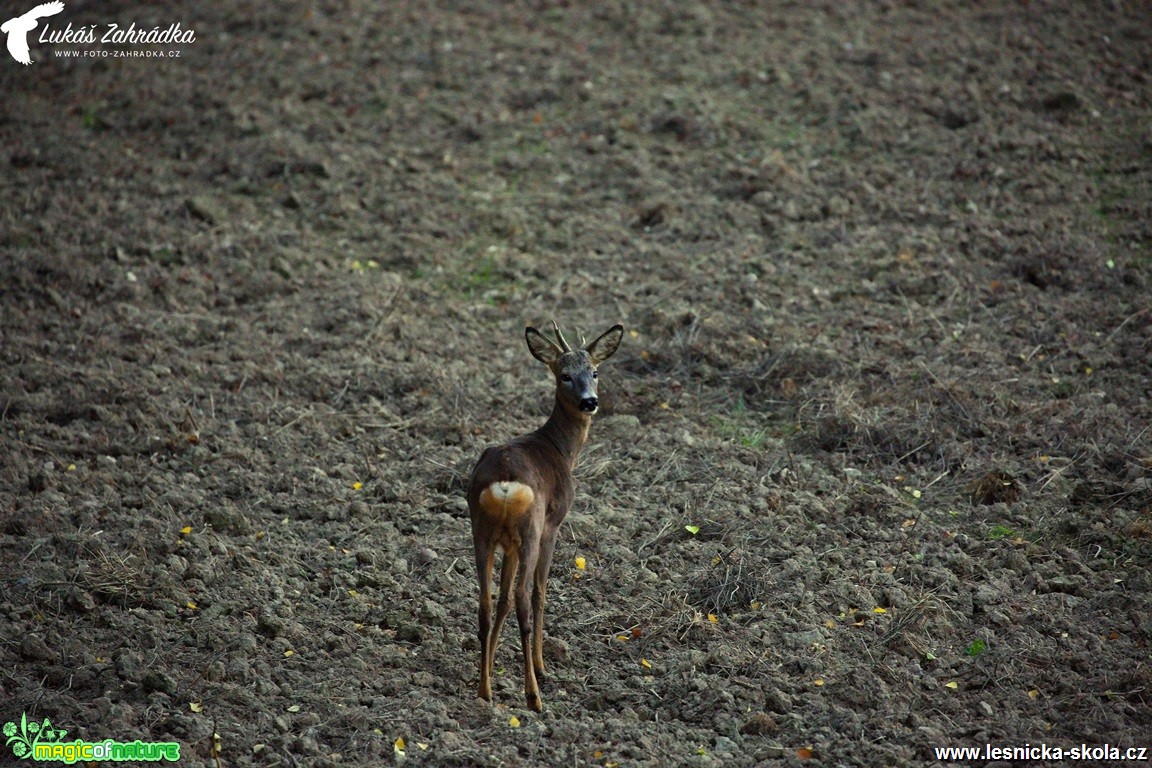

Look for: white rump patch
[489,481,530,500]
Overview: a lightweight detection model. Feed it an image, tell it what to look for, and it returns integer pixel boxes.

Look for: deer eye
[592,371,598,379]
[561,374,572,383]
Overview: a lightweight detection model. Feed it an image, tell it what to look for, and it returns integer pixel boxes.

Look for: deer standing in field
[468,320,624,711]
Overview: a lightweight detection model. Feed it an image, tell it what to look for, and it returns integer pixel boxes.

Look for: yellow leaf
[416,743,428,750]
[180,526,193,535]
[189,702,203,713]
[640,659,651,669]
[287,705,300,712]
[628,330,639,338]
[750,601,762,610]
[352,481,363,490]
[945,681,958,689]
[901,518,917,528]
[707,613,718,624]
[824,619,836,629]
[660,401,670,410]
[284,649,295,657]
[186,601,198,610]
[574,556,586,570]
[873,607,887,614]
[394,737,406,751]
[616,634,629,642]
[348,589,358,596]
[1028,689,1040,699]
[67,464,76,471]
[593,751,603,759]
[814,678,825,686]
[509,716,521,728]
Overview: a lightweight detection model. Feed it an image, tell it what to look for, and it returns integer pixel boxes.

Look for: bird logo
[2,2,64,65]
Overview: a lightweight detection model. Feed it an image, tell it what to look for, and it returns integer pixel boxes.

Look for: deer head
[525,321,624,416]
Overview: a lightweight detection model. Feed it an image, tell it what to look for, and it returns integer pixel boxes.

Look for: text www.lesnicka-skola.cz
[934,744,1149,762]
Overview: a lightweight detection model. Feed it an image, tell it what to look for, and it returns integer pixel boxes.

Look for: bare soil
[2,2,1151,766]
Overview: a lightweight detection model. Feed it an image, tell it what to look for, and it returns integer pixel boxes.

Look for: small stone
[825,194,851,217]
[713,736,739,756]
[542,637,570,664]
[70,588,97,612]
[763,687,793,714]
[20,635,54,661]
[395,623,424,644]
[186,195,227,225]
[598,414,641,438]
[758,742,786,759]
[141,671,177,695]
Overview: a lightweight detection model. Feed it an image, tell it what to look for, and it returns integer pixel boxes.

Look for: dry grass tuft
[967,470,1021,506]
[81,551,149,607]
[686,549,765,615]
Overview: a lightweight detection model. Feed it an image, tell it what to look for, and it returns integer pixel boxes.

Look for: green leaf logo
[5,713,66,761]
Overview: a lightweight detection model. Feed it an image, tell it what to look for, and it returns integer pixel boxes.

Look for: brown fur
[468,322,623,711]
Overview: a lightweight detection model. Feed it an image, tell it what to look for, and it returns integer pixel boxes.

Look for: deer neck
[536,400,591,468]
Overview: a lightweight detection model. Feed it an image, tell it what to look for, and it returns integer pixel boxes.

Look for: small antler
[550,319,573,352]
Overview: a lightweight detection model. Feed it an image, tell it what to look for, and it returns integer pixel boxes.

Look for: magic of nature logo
[4,713,180,763]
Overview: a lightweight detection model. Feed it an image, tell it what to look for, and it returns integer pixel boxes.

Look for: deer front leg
[531,528,560,677]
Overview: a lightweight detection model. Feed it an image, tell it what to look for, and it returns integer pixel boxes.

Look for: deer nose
[579,397,599,412]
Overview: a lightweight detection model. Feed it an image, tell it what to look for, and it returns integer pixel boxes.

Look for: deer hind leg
[487,544,519,691]
[531,529,560,677]
[515,534,543,711]
[474,534,497,701]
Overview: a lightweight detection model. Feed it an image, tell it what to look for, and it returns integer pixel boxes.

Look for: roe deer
[468,320,624,711]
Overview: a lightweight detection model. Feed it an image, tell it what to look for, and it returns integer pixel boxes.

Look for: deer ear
[525,326,562,365]
[585,324,624,364]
